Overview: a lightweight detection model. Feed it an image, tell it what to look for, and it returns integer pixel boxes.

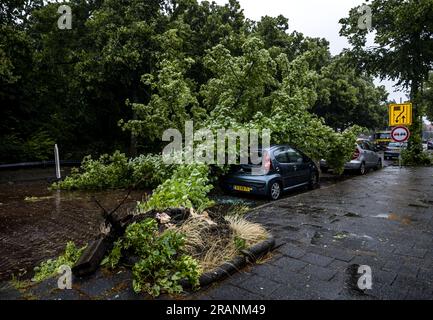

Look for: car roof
[252,145,300,153]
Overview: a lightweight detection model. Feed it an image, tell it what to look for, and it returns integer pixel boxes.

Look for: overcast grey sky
[211,0,409,102]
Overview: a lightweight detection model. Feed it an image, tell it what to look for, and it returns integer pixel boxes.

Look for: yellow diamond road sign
[389,103,412,126]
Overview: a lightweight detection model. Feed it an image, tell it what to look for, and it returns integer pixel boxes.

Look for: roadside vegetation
[401,149,433,166]
[137,164,214,213]
[100,212,268,297]
[51,152,174,190]
[31,211,268,297]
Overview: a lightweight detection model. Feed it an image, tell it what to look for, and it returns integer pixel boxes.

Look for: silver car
[384,142,407,160]
[320,139,382,175]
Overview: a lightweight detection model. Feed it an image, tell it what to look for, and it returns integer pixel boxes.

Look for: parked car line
[320,139,382,175]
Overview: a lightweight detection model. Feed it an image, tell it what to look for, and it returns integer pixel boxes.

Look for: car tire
[321,167,328,173]
[308,170,319,190]
[359,162,367,175]
[374,158,382,170]
[268,181,282,201]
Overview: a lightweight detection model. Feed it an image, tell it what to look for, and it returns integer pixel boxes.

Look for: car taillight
[352,148,360,160]
[263,152,273,172]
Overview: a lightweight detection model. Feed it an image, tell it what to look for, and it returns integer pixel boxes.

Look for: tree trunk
[408,80,423,155]
[129,92,138,157]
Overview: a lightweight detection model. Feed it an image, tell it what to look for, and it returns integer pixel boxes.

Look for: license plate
[233,185,252,192]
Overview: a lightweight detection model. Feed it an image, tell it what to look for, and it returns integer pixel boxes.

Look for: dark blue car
[221,145,320,200]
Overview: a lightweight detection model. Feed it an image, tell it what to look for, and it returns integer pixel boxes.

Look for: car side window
[274,148,289,164]
[287,149,303,163]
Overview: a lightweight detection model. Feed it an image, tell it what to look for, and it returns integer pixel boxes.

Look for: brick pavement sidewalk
[191,167,433,300]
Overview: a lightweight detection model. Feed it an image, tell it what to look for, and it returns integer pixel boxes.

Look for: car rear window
[247,150,262,165]
[274,149,289,163]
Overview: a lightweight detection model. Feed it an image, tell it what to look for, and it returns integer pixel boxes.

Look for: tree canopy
[1,0,388,165]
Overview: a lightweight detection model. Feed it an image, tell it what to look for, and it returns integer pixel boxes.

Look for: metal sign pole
[54,144,61,180]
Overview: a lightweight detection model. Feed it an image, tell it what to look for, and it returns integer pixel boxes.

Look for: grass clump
[176,213,269,272]
[225,215,269,247]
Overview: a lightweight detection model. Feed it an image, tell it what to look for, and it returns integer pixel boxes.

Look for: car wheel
[308,170,319,190]
[359,162,367,175]
[374,158,382,170]
[321,167,328,173]
[268,181,282,200]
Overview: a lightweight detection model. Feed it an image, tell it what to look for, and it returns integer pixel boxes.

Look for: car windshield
[233,150,264,170]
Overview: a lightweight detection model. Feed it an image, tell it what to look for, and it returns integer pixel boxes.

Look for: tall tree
[313,55,388,131]
[340,0,433,162]
[421,72,433,122]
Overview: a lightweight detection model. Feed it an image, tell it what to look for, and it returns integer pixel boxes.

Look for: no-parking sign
[391,126,410,143]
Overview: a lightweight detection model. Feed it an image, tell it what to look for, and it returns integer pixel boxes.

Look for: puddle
[349,233,374,241]
[373,214,390,219]
[24,195,55,202]
[332,231,374,241]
